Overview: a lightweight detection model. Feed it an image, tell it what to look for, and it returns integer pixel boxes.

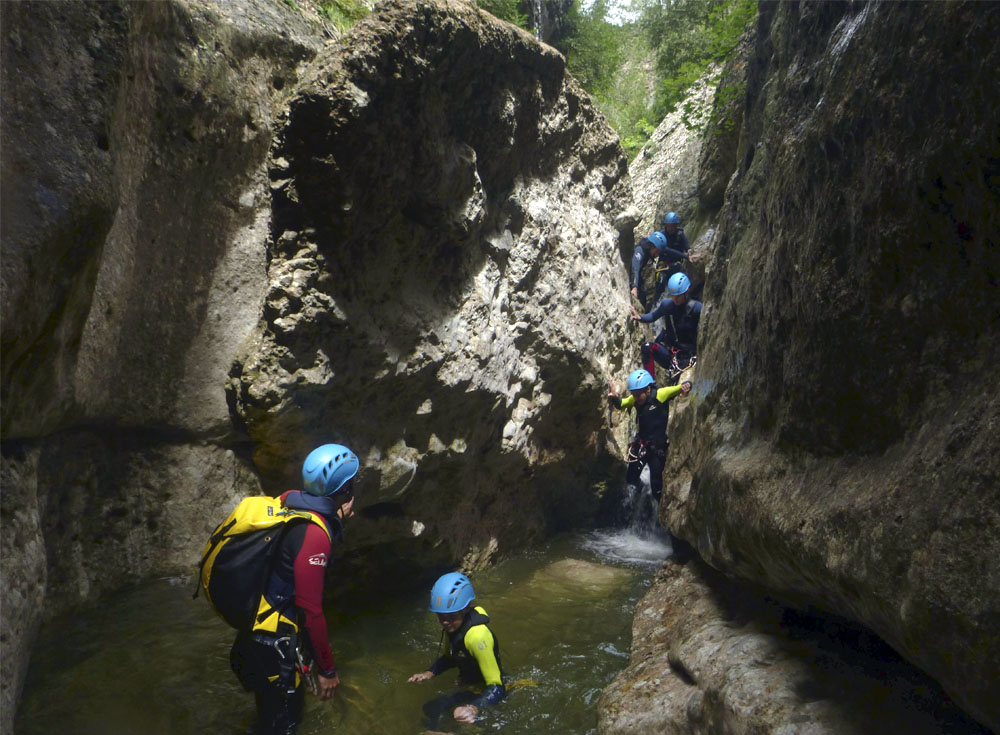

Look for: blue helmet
[647,231,667,250]
[429,572,475,613]
[663,212,680,225]
[627,369,655,392]
[667,272,690,296]
[302,444,359,497]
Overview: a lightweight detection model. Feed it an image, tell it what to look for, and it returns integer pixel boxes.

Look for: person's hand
[607,379,619,399]
[630,286,638,299]
[317,672,339,701]
[453,704,479,723]
[408,671,434,683]
[688,251,702,263]
[628,304,641,321]
[680,381,692,395]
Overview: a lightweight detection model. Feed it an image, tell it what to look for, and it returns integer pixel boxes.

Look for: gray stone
[599,562,989,735]
[228,0,635,568]
[661,1,1000,729]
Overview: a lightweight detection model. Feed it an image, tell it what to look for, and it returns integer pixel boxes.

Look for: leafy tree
[554,0,626,98]
[641,0,756,125]
[476,0,530,29]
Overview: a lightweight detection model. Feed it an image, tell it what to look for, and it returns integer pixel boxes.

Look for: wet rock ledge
[599,560,990,735]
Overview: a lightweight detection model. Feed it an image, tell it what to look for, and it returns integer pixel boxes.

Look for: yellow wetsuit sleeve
[464,624,503,687]
[616,385,680,409]
[656,385,682,402]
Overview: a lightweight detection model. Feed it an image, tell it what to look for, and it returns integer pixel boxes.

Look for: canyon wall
[603,1,1000,732]
[0,1,634,727]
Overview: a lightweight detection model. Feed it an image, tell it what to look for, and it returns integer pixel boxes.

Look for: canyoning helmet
[627,369,655,392]
[667,272,691,296]
[429,572,475,613]
[302,444,359,497]
[648,231,667,250]
[663,212,680,225]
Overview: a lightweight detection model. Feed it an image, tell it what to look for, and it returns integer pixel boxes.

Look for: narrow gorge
[2,1,998,733]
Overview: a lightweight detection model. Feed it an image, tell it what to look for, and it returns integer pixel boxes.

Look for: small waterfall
[532,0,544,40]
[581,466,673,565]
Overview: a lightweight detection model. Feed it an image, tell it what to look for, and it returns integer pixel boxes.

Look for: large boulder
[228,0,634,571]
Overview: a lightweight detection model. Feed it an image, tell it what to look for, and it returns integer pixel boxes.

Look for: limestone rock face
[1,0,324,439]
[1,0,322,726]
[661,1,1000,728]
[599,562,989,735]
[629,69,718,236]
[2,0,632,726]
[229,0,633,568]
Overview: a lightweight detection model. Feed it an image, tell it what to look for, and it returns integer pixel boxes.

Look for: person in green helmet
[408,572,505,727]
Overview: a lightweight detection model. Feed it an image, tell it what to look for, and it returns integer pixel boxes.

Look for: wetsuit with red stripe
[272,490,338,676]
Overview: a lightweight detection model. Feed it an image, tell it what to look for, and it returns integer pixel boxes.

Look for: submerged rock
[530,558,630,593]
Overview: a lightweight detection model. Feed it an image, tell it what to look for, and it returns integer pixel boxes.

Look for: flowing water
[17,487,668,735]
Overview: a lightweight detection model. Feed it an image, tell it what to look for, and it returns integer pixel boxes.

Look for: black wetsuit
[631,228,690,307]
[639,298,701,383]
[609,384,684,501]
[422,607,505,728]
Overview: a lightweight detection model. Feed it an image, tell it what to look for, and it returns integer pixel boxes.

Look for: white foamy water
[580,527,673,566]
[580,467,674,565]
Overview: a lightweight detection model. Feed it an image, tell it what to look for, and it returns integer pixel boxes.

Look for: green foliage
[475,0,530,29]
[620,117,657,159]
[641,0,756,128]
[316,0,370,31]
[554,1,625,99]
[551,2,659,158]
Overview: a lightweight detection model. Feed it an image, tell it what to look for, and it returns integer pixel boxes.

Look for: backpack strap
[252,518,302,626]
[192,517,238,600]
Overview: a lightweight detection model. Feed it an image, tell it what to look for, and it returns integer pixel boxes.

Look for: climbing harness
[627,437,668,464]
[665,349,696,383]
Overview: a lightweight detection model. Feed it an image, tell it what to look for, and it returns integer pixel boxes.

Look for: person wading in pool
[408,572,505,727]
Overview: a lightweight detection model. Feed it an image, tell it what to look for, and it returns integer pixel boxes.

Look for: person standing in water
[408,572,505,727]
[225,444,359,734]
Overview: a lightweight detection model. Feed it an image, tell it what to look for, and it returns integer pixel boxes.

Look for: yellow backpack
[195,496,330,631]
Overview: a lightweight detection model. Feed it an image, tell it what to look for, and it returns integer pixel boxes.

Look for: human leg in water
[254,687,304,735]
[422,690,478,731]
[230,632,304,735]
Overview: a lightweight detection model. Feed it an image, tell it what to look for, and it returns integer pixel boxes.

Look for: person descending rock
[225,444,359,735]
[408,572,505,728]
[608,369,691,505]
[630,272,702,385]
[631,212,695,308]
[655,211,692,274]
